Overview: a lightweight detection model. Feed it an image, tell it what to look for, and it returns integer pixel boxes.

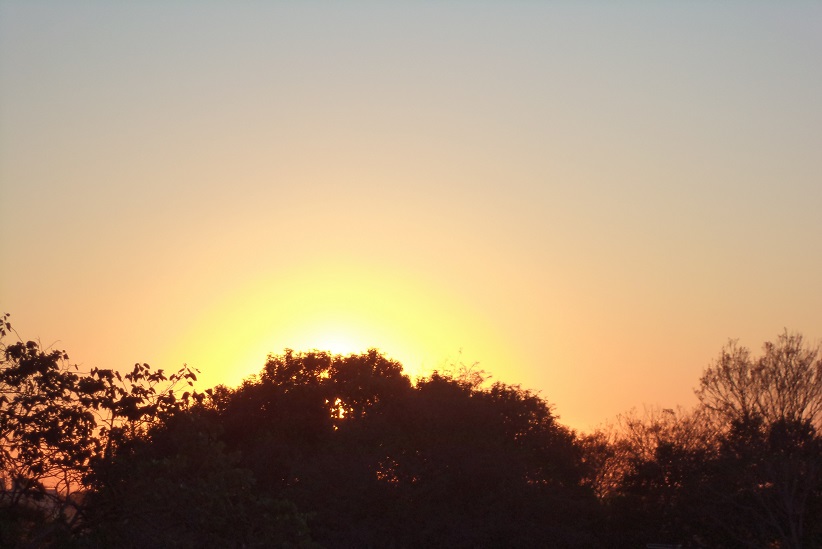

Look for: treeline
[1,313,821,548]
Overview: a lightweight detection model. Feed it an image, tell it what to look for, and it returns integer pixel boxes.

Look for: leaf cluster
[3,310,821,548]
[587,332,822,548]
[0,314,200,546]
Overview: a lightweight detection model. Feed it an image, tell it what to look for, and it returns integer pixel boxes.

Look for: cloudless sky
[1,2,820,431]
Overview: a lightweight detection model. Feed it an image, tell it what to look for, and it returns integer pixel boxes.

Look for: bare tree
[695,331,822,549]
[696,331,822,428]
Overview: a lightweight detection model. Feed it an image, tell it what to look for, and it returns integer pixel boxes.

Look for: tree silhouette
[207,351,601,548]
[697,332,822,428]
[593,332,822,548]
[5,311,820,548]
[0,314,199,546]
[694,332,822,549]
[590,407,721,547]
[78,409,317,548]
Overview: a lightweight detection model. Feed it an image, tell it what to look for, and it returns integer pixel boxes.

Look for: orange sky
[1,2,821,431]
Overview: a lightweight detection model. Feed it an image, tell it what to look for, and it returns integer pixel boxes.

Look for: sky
[1,2,820,431]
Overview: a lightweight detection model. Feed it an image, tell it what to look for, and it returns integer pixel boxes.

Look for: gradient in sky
[1,2,820,431]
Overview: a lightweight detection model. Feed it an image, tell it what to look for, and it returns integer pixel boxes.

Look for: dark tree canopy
[697,331,822,428]
[2,312,821,548]
[207,351,600,548]
[0,314,201,547]
[589,332,822,548]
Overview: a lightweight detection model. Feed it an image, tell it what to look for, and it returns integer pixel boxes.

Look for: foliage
[592,332,822,548]
[693,332,822,549]
[78,410,317,548]
[696,331,822,428]
[590,407,720,547]
[4,311,822,548]
[210,350,601,548]
[0,314,199,546]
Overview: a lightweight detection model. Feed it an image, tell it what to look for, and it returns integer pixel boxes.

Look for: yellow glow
[168,257,503,391]
[297,326,366,357]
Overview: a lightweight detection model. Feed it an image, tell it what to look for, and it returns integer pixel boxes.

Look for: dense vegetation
[1,313,821,547]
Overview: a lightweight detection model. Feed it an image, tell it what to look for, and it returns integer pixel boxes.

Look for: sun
[292,320,370,356]
[168,259,507,392]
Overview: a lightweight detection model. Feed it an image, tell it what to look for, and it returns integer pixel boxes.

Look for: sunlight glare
[167,258,504,391]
